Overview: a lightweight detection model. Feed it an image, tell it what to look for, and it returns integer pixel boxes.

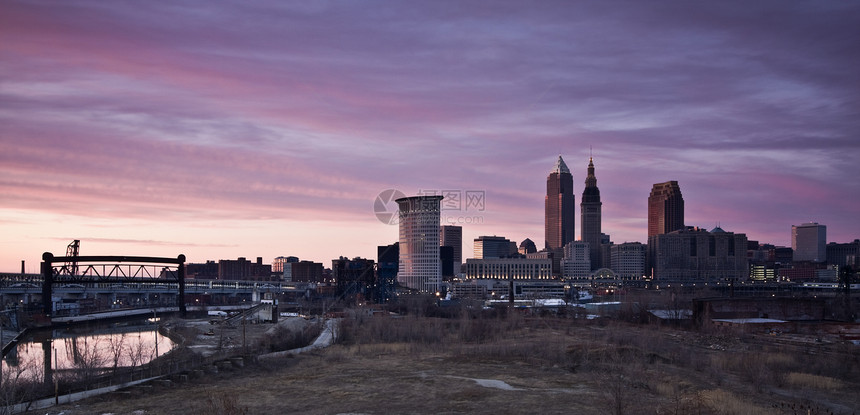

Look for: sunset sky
[2,1,859,273]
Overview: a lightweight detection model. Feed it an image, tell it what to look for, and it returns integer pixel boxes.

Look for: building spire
[552,154,570,174]
[585,155,596,188]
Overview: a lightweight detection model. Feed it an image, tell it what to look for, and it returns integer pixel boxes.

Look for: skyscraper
[473,236,516,259]
[440,225,463,270]
[545,155,575,252]
[397,195,443,294]
[580,157,602,269]
[792,222,827,262]
[648,181,685,237]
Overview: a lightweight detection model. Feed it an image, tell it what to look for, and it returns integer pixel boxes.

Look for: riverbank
[2,314,322,414]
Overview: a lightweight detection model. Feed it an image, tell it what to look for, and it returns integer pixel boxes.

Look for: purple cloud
[1,0,859,269]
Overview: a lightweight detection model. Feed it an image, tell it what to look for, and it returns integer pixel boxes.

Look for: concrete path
[9,376,162,414]
[258,318,339,360]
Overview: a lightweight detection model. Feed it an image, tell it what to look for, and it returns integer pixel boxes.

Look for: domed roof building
[519,238,537,255]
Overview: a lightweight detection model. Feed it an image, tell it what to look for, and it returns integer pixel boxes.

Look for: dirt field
[42,314,860,415]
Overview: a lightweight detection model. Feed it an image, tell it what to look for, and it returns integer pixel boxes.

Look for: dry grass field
[42,311,860,415]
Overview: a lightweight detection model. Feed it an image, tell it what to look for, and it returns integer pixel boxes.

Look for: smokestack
[21,260,25,274]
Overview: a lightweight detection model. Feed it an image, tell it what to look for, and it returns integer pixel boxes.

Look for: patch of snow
[712,318,787,324]
[648,309,693,319]
[534,298,566,307]
[444,375,522,391]
[472,378,521,390]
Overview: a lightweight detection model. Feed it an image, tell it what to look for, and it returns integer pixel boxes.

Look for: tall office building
[545,155,575,252]
[648,181,685,237]
[792,222,827,262]
[440,225,463,270]
[580,157,602,269]
[397,195,443,294]
[473,236,517,259]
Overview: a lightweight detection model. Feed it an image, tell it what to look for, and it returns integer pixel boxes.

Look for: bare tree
[68,337,107,382]
[0,352,46,414]
[106,333,127,374]
[124,333,155,370]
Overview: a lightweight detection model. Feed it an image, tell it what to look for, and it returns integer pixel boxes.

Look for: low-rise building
[332,257,376,303]
[562,241,590,280]
[464,257,552,280]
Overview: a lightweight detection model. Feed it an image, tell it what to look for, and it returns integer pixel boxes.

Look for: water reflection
[2,320,176,384]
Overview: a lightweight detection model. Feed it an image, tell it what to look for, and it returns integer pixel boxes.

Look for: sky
[2,1,859,273]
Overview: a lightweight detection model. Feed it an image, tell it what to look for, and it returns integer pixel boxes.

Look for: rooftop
[551,155,570,174]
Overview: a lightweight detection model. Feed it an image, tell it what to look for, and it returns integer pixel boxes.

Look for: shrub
[784,372,844,391]
[197,392,248,415]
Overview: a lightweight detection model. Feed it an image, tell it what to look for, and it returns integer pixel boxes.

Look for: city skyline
[2,1,860,272]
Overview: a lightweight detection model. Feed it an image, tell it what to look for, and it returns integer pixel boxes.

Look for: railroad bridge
[1,246,309,326]
[41,251,188,319]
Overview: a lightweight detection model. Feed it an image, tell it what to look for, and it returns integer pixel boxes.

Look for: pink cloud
[1,1,859,270]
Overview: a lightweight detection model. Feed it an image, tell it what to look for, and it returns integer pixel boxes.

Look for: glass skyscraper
[397,195,443,294]
[648,181,685,237]
[545,155,575,252]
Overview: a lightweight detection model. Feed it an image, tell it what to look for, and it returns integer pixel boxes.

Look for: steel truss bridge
[1,276,311,294]
[1,273,312,320]
[41,252,188,319]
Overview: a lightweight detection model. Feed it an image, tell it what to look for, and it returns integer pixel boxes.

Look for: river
[2,319,176,384]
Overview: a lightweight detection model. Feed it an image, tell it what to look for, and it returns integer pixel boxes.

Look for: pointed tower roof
[585,156,596,187]
[582,156,600,199]
[552,155,570,174]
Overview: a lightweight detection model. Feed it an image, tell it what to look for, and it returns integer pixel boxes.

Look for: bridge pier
[41,253,54,318]
[42,338,53,386]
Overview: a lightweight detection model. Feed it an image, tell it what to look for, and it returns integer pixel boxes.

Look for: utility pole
[153,309,159,358]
